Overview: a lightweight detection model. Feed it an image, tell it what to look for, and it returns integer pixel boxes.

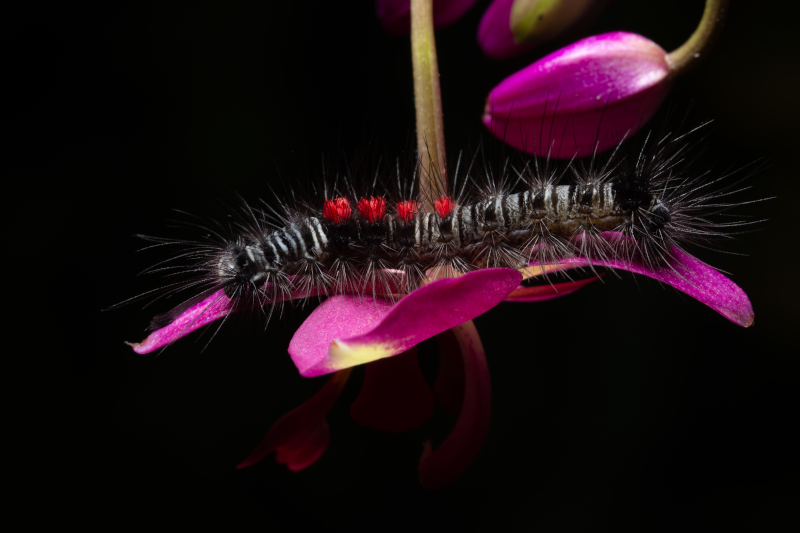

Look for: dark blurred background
[7,0,799,530]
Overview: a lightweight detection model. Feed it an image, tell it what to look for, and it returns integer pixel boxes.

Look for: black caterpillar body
[137,126,755,331]
[219,181,665,288]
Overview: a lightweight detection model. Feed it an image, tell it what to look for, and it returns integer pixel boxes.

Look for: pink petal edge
[128,290,232,354]
[532,233,754,327]
[289,268,522,377]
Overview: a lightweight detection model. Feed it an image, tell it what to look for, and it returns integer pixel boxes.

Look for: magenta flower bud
[479,0,603,60]
[483,31,672,157]
[478,0,535,60]
[377,0,479,35]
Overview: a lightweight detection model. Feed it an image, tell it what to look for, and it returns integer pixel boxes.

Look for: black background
[8,0,800,530]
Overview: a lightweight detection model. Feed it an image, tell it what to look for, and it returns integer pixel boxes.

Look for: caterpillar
[124,124,758,336]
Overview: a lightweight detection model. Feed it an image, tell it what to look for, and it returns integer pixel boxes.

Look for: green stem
[667,0,729,77]
[411,0,447,208]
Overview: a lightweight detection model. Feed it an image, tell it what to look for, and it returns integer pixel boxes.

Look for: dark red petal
[419,321,491,489]
[433,329,465,415]
[274,420,330,472]
[350,347,434,433]
[237,369,351,470]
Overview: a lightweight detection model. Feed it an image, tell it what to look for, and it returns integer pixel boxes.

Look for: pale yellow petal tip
[125,339,152,355]
[519,263,570,280]
[326,339,397,371]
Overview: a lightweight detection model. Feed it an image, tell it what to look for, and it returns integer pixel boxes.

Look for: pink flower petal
[532,233,754,326]
[478,0,536,60]
[275,420,330,472]
[350,347,435,433]
[504,275,603,302]
[418,320,491,489]
[237,369,352,471]
[289,296,395,376]
[483,31,672,157]
[128,290,233,354]
[289,268,522,377]
[128,274,409,354]
[377,0,479,35]
[433,329,465,415]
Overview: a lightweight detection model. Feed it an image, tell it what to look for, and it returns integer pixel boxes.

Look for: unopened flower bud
[483,32,672,157]
[479,0,603,59]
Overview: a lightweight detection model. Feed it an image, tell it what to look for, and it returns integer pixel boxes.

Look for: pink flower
[377,0,480,35]
[129,233,753,487]
[483,31,673,157]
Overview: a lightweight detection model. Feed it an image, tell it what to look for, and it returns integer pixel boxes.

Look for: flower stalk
[411,0,447,208]
[667,0,729,77]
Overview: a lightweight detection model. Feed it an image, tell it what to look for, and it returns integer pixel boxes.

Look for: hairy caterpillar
[121,124,758,340]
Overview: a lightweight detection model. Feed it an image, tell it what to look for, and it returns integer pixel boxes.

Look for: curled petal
[289,268,522,377]
[237,369,352,471]
[483,31,672,157]
[419,321,491,489]
[350,347,435,433]
[128,290,233,354]
[533,233,754,327]
[128,285,305,355]
[504,275,603,302]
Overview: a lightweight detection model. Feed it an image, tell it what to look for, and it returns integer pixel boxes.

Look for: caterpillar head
[218,244,266,296]
[615,174,652,212]
[644,198,672,232]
